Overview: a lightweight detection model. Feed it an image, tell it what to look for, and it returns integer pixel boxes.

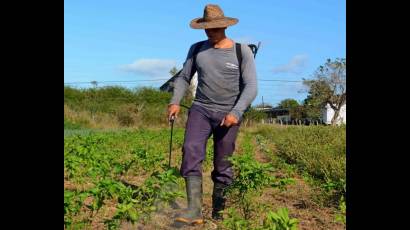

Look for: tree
[278,99,304,120]
[278,99,299,109]
[91,81,98,88]
[243,107,267,127]
[303,58,346,125]
[303,94,323,120]
[169,66,178,76]
[302,81,331,120]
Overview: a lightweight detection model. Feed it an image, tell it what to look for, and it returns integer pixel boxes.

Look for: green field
[64,125,345,229]
[64,83,345,229]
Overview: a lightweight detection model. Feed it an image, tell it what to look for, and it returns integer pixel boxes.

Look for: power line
[258,85,305,87]
[64,79,305,85]
[64,84,306,92]
[258,79,303,82]
[64,79,169,85]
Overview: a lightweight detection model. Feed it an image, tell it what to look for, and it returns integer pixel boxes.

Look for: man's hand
[168,104,180,121]
[220,113,239,127]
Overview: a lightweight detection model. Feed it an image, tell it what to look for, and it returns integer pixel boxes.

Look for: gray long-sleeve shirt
[170,40,257,120]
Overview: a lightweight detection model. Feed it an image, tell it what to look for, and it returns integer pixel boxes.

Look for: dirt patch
[133,170,222,229]
[84,199,118,229]
[119,173,149,187]
[256,176,344,230]
[251,136,271,163]
[247,134,345,229]
[64,180,94,191]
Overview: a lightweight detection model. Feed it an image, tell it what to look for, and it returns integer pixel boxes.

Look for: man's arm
[169,43,198,105]
[229,44,258,121]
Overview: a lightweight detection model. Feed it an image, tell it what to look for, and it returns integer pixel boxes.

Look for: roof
[159,70,182,92]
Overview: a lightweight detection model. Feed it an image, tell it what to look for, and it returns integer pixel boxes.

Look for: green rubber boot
[175,176,204,225]
[212,182,228,220]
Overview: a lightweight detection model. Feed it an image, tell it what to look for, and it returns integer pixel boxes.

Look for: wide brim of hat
[190,17,238,29]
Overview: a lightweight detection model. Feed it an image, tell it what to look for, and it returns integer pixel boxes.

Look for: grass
[250,124,346,206]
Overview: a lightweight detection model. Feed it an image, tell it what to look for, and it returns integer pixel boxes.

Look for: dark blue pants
[180,104,240,185]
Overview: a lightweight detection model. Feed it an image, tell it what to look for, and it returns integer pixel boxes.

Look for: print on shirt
[225,62,239,70]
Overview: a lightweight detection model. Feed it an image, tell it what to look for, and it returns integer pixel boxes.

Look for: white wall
[322,103,346,125]
[189,72,198,97]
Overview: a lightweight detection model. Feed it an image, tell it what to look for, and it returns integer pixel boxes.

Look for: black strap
[235,43,243,91]
[235,43,243,68]
[190,40,206,78]
[235,42,254,113]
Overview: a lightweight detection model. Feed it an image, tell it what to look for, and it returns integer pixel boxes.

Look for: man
[167,4,257,225]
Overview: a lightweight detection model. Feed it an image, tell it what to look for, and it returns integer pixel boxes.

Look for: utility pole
[262,96,264,109]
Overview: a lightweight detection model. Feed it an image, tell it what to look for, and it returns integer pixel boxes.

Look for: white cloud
[120,59,177,78]
[272,54,309,74]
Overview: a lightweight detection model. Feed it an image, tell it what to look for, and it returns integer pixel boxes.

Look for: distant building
[255,107,291,123]
[159,70,180,92]
[322,103,346,125]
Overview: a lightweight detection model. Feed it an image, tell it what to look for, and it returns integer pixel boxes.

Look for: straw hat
[190,4,238,29]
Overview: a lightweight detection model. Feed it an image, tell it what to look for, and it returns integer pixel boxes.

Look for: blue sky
[64,0,345,106]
